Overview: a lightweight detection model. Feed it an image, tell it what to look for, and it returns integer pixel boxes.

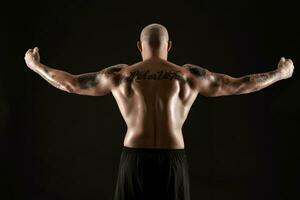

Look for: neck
[142,50,168,61]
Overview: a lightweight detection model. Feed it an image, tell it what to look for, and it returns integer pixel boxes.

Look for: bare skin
[24,42,294,149]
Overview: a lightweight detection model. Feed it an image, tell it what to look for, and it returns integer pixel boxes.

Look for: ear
[167,41,172,52]
[137,41,142,52]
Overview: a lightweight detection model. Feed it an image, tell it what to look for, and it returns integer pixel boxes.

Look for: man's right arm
[184,57,294,97]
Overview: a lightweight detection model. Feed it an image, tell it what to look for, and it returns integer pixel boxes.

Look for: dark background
[1,0,299,199]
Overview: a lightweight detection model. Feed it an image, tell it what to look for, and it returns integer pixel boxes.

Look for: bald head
[140,23,169,50]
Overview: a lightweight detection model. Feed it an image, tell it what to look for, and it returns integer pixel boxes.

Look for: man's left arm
[24,47,126,96]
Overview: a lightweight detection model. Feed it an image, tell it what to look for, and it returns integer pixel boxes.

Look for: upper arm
[70,64,127,96]
[183,64,243,97]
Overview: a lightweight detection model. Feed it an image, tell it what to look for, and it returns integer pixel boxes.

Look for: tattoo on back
[122,69,187,82]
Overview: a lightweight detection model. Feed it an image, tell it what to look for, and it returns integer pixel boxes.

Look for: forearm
[32,63,76,93]
[235,69,282,94]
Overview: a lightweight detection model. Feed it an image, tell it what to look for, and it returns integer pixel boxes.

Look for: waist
[122,145,186,153]
[123,130,185,149]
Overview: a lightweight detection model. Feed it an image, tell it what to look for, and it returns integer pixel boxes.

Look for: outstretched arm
[24,47,125,96]
[184,57,294,97]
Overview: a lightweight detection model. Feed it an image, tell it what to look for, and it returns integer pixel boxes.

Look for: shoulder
[182,63,208,78]
[100,64,129,77]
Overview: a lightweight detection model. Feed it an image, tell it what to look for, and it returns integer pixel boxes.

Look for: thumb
[33,47,39,53]
[280,57,285,62]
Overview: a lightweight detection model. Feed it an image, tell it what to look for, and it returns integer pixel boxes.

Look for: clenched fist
[277,57,294,79]
[24,47,41,71]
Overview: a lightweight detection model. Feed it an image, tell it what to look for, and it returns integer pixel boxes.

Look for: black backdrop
[1,0,299,200]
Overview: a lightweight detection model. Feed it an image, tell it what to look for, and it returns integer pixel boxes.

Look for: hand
[277,57,294,79]
[24,47,41,70]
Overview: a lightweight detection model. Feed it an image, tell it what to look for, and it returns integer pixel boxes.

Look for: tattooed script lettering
[122,69,186,82]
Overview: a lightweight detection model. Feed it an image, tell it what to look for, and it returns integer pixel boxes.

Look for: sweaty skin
[24,49,294,149]
[111,59,197,149]
[101,58,293,149]
[24,24,294,149]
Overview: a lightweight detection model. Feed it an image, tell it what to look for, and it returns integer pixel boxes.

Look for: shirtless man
[24,23,294,200]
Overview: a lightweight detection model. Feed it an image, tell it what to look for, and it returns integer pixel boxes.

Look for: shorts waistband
[122,145,186,153]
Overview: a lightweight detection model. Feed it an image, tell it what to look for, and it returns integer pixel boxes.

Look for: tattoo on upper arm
[210,75,223,87]
[185,65,239,89]
[77,73,100,89]
[105,66,123,74]
[76,64,124,89]
[186,65,207,79]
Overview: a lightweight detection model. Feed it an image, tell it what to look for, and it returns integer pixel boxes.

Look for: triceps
[76,72,100,89]
[186,65,207,78]
[71,64,125,95]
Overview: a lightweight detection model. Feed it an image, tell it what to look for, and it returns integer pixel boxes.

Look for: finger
[284,59,292,65]
[26,49,33,53]
[280,57,285,62]
[27,49,34,55]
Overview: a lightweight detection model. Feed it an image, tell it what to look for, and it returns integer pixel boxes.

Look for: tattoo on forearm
[42,66,49,73]
[240,76,251,83]
[255,74,269,82]
[241,71,279,84]
[42,66,56,78]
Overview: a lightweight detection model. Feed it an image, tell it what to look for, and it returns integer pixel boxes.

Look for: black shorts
[113,146,190,200]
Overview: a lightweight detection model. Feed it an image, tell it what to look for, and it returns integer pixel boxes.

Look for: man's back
[24,22,294,200]
[111,59,198,149]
